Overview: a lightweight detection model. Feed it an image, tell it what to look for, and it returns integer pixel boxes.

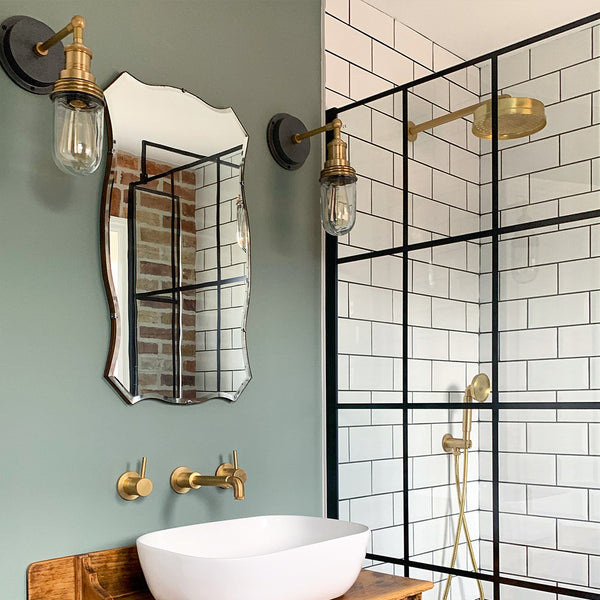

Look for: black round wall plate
[266,113,310,170]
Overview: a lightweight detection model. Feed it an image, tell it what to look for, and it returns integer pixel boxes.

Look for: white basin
[137,515,370,600]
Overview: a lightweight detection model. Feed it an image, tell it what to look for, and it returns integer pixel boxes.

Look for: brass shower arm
[407,94,511,141]
[34,15,86,56]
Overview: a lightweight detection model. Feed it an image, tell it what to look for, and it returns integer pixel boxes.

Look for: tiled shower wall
[326,1,600,597]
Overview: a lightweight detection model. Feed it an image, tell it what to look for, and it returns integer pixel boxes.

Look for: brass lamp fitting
[318,118,357,184]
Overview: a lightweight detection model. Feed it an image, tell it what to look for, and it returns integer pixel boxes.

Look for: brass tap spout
[170,450,247,500]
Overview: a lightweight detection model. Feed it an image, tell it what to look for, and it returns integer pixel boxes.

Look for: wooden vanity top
[28,545,433,600]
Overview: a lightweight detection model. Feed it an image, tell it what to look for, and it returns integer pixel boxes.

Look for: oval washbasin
[137,515,370,600]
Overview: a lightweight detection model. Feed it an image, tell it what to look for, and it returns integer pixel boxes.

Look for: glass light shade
[320,175,357,236]
[236,195,249,252]
[52,91,104,176]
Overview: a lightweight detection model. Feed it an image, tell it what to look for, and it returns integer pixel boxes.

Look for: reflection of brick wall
[110,151,197,400]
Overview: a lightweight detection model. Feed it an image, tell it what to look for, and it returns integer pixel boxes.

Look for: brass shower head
[472,97,546,140]
[407,95,546,141]
[466,373,491,403]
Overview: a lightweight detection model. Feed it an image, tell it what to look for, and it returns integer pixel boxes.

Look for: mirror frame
[100,72,251,405]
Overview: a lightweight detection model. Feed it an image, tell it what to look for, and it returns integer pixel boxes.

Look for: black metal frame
[128,141,245,399]
[325,11,600,600]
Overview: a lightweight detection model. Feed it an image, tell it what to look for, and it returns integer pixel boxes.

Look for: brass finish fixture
[266,113,358,236]
[408,95,546,141]
[117,457,153,501]
[170,450,247,500]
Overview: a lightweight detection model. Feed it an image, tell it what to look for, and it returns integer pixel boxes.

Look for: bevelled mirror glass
[101,72,250,405]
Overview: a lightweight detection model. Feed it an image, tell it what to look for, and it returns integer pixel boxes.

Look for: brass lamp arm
[292,119,342,144]
[408,94,511,141]
[35,15,86,56]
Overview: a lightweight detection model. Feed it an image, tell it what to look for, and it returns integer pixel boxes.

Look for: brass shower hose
[442,446,485,600]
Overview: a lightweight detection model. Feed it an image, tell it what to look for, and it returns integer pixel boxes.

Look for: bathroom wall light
[0,15,104,175]
[267,113,357,236]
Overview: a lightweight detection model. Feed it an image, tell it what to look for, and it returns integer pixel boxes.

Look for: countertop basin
[136,514,370,600]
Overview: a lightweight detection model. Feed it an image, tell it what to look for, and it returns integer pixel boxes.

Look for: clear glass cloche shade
[320,175,357,236]
[52,92,104,176]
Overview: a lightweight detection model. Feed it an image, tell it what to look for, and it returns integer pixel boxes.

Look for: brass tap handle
[170,467,202,494]
[117,457,153,501]
[215,450,247,489]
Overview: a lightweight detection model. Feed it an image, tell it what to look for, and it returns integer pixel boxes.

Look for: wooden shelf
[28,545,433,600]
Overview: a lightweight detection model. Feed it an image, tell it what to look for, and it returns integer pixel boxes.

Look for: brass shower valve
[117,457,153,500]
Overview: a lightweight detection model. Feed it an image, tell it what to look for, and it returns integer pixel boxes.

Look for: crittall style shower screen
[325,12,600,600]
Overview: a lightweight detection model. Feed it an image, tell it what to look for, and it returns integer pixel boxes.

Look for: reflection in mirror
[101,72,250,404]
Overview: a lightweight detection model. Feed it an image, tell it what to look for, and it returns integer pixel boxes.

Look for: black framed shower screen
[325,12,600,600]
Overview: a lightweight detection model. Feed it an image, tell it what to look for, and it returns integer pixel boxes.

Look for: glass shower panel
[498,409,600,593]
[338,408,403,565]
[498,231,600,403]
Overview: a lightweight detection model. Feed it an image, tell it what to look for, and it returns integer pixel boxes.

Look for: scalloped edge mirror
[100,72,251,405]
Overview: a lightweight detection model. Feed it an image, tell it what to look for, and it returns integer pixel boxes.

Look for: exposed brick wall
[110,151,197,400]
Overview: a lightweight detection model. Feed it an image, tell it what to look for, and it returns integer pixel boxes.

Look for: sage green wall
[0,1,323,597]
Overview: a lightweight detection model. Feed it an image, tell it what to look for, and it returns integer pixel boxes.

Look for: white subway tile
[431,298,465,330]
[413,197,449,236]
[339,318,371,355]
[532,95,592,142]
[530,162,591,204]
[449,269,479,303]
[325,88,351,111]
[409,294,431,327]
[372,181,402,222]
[325,52,350,97]
[500,453,556,485]
[499,237,528,270]
[498,49,530,88]
[350,0,393,45]
[561,125,600,165]
[413,133,450,173]
[339,355,349,389]
[339,256,371,284]
[349,284,393,321]
[339,499,350,521]
[561,57,600,100]
[394,21,432,69]
[339,428,349,462]
[528,485,588,520]
[412,327,448,360]
[373,322,402,357]
[450,208,479,237]
[528,423,588,454]
[595,91,600,125]
[529,293,589,329]
[558,455,600,488]
[558,519,600,554]
[433,45,461,72]
[431,360,466,392]
[528,358,588,391]
[532,228,590,266]
[409,488,433,523]
[450,146,479,184]
[502,137,559,178]
[349,424,393,461]
[408,160,432,197]
[449,331,478,362]
[339,461,371,499]
[408,359,432,391]
[372,525,404,557]
[499,423,527,452]
[500,264,557,300]
[432,242,467,271]
[373,41,413,86]
[560,324,600,358]
[413,261,449,297]
[560,257,600,293]
[501,199,558,228]
[350,356,394,390]
[591,489,600,522]
[505,72,561,107]
[498,361,528,391]
[528,547,588,586]
[339,407,370,425]
[530,29,592,77]
[342,104,372,142]
[500,544,527,576]
[373,458,404,494]
[325,15,371,70]
[325,0,349,22]
[561,190,600,219]
[408,423,432,457]
[338,282,349,318]
[591,423,600,455]
[350,212,394,251]
[432,171,467,209]
[406,92,433,125]
[350,66,394,114]
[372,111,403,154]
[499,175,529,210]
[499,513,556,548]
[350,137,394,184]
[351,493,394,530]
[497,483,526,514]
[592,556,600,588]
[413,454,452,488]
[558,407,600,421]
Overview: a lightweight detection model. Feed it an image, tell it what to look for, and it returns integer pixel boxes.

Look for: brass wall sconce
[117,456,153,501]
[0,14,104,175]
[267,113,358,236]
[408,95,546,141]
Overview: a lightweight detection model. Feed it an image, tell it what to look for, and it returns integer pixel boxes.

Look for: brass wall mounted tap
[117,457,153,500]
[170,450,247,500]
